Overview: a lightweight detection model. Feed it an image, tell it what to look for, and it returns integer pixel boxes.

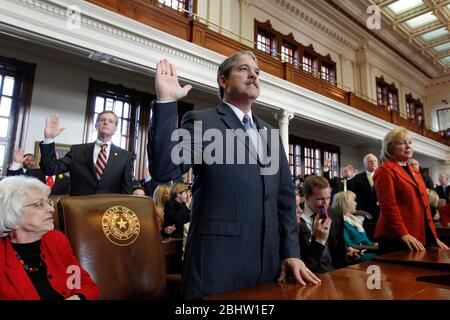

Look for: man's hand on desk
[277,258,321,285]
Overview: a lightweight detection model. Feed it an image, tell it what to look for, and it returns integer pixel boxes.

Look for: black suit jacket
[348,172,380,222]
[323,170,351,200]
[436,185,449,200]
[148,101,298,299]
[7,168,45,182]
[40,142,132,196]
[7,168,70,195]
[297,207,346,273]
[421,175,434,190]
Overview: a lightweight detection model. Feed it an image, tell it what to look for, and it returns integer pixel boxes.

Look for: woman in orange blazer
[0,176,99,300]
[374,127,448,253]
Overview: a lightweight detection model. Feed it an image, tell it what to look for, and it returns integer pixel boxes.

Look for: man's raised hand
[155,59,192,102]
[44,114,65,139]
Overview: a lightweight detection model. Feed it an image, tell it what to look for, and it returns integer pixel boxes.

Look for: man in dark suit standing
[39,111,133,195]
[7,149,70,195]
[436,174,449,201]
[148,51,320,299]
[323,159,355,200]
[298,176,360,272]
[409,159,434,190]
[348,153,380,223]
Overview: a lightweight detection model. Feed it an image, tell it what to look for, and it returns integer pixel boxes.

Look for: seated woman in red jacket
[374,127,448,253]
[0,176,99,300]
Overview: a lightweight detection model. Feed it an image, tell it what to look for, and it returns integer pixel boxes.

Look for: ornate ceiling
[371,0,450,71]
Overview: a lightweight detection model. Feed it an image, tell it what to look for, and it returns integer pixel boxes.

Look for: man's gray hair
[363,154,377,167]
[217,50,257,100]
[0,176,50,237]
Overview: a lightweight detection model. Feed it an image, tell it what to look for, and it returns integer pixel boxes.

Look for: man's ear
[218,75,227,90]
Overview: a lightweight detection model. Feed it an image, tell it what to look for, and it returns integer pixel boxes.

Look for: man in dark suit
[323,159,355,200]
[409,159,434,190]
[298,176,360,273]
[348,153,380,223]
[148,51,320,299]
[435,174,449,201]
[39,111,133,196]
[7,149,71,195]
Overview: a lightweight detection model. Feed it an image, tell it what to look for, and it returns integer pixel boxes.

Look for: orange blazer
[373,160,438,245]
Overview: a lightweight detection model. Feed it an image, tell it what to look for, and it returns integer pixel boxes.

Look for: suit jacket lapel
[85,143,97,180]
[388,161,419,188]
[216,102,255,161]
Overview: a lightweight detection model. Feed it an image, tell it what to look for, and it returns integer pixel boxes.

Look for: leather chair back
[49,195,67,232]
[58,194,166,299]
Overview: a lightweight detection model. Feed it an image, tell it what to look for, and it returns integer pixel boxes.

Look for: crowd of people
[0,50,449,300]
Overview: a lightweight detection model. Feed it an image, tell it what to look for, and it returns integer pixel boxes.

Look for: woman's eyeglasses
[23,199,54,209]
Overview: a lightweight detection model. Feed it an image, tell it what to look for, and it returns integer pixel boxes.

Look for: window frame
[84,79,154,179]
[406,94,424,126]
[0,56,35,176]
[289,135,340,178]
[376,76,399,112]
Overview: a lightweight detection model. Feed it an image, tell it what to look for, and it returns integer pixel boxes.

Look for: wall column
[274,109,294,158]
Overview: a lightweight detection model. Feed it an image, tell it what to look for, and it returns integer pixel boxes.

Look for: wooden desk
[162,238,183,274]
[204,262,450,300]
[373,249,450,270]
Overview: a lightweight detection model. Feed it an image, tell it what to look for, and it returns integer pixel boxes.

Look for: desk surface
[204,262,450,300]
[373,249,450,269]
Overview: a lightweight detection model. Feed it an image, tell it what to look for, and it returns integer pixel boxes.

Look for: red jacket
[373,160,438,245]
[0,230,99,300]
[439,204,450,228]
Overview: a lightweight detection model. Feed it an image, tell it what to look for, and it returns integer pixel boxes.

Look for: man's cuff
[43,138,55,144]
[156,100,176,104]
[9,161,23,170]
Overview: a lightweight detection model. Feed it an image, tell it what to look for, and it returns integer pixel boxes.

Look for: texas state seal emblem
[102,206,140,246]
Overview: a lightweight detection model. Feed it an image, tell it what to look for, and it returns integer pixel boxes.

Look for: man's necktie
[46,176,54,190]
[95,143,108,180]
[242,114,254,131]
[367,174,374,188]
[242,114,259,156]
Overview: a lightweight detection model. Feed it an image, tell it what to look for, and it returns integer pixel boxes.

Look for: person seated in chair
[332,191,378,262]
[0,176,99,300]
[163,183,191,239]
[298,176,361,273]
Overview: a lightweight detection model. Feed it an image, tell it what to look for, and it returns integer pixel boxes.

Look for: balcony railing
[87,0,450,146]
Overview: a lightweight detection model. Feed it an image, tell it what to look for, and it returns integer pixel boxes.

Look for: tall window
[406,94,424,126]
[157,0,194,13]
[289,144,302,177]
[0,74,15,176]
[376,77,399,112]
[256,31,275,56]
[281,42,296,65]
[0,57,35,177]
[85,79,153,178]
[320,63,335,84]
[304,147,315,175]
[324,150,339,178]
[289,136,340,178]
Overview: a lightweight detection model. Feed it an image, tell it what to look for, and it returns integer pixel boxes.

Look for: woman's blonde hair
[380,127,411,162]
[153,184,169,229]
[427,188,439,209]
[332,191,356,214]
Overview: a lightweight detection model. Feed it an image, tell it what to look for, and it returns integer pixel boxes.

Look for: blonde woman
[152,184,170,230]
[374,127,448,252]
[332,191,378,260]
